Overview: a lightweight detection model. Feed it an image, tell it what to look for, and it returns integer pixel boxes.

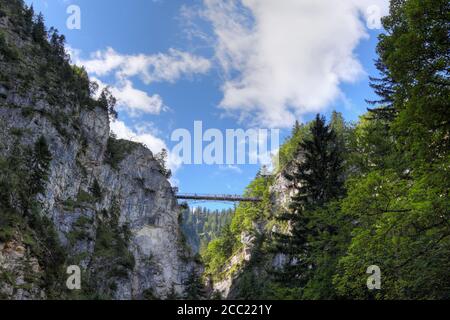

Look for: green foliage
[76,189,96,204]
[334,167,450,299]
[368,0,450,162]
[181,207,234,253]
[200,172,273,285]
[277,121,311,171]
[0,0,448,301]
[105,136,139,170]
[201,174,273,281]
[154,149,172,178]
[230,176,271,234]
[67,215,93,244]
[31,13,46,44]
[28,136,52,196]
[97,87,118,119]
[0,208,23,243]
[184,270,206,299]
[0,30,20,61]
[201,225,237,279]
[330,0,450,300]
[0,141,66,298]
[143,288,158,300]
[93,200,135,275]
[271,114,345,294]
[166,285,183,300]
[62,187,99,211]
[90,178,103,202]
[0,0,119,121]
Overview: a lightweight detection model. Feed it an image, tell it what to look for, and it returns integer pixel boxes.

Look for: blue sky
[26,0,389,209]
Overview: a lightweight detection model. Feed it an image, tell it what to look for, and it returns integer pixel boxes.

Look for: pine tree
[292,120,301,135]
[98,87,118,119]
[23,4,34,35]
[184,270,205,300]
[90,178,103,201]
[272,114,344,286]
[28,136,52,197]
[49,27,67,63]
[32,13,46,44]
[155,149,171,179]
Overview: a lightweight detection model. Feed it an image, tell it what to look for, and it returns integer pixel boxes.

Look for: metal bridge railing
[175,193,262,203]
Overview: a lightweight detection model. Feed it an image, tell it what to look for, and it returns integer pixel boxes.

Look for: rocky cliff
[0,1,194,300]
[210,160,301,299]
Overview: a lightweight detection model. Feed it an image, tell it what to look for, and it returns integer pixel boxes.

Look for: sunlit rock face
[0,4,193,300]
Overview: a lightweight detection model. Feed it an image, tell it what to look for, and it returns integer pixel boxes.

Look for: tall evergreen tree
[273,114,344,286]
[184,270,206,300]
[334,0,450,299]
[23,4,34,35]
[32,13,46,44]
[28,136,52,197]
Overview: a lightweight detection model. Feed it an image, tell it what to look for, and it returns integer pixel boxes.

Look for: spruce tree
[28,136,52,197]
[155,149,172,179]
[272,114,344,286]
[32,13,46,44]
[23,4,34,35]
[184,270,206,300]
[90,178,103,201]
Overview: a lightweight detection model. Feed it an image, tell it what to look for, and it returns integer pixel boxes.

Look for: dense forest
[181,207,234,254]
[202,0,450,300]
[0,0,448,300]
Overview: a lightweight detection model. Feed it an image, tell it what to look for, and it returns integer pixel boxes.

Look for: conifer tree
[28,136,52,197]
[155,149,172,179]
[32,13,46,43]
[90,178,103,201]
[23,4,34,35]
[184,270,206,300]
[273,114,344,285]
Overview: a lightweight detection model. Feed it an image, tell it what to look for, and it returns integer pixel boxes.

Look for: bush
[0,210,23,243]
[105,136,138,170]
[0,31,20,61]
[90,179,103,201]
[77,190,95,204]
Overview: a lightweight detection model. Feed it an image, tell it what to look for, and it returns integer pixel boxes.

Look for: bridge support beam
[176,194,262,203]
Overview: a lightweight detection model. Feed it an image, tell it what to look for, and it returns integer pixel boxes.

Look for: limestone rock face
[0,240,45,300]
[269,151,304,212]
[0,5,193,299]
[211,154,304,299]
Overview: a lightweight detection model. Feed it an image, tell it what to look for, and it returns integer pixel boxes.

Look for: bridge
[175,193,262,203]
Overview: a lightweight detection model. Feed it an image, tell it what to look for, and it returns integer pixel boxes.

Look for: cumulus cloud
[90,76,164,116]
[74,47,211,84]
[110,120,182,175]
[198,0,389,127]
[69,47,211,116]
[110,80,164,115]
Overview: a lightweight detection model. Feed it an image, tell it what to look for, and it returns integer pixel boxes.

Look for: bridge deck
[176,193,262,202]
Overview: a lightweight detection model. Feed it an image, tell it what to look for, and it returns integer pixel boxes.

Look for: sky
[26,0,390,209]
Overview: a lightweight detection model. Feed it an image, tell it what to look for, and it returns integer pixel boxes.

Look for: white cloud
[75,47,211,84]
[198,0,389,128]
[219,165,243,174]
[110,120,182,176]
[111,80,165,115]
[69,47,211,116]
[110,120,167,154]
[90,76,164,116]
